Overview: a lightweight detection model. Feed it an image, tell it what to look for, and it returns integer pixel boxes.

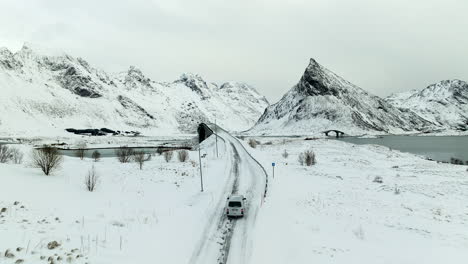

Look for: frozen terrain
[1,128,467,263]
[250,59,468,136]
[386,79,468,132]
[0,137,231,264]
[0,126,269,264]
[0,43,268,137]
[250,59,434,136]
[242,137,468,263]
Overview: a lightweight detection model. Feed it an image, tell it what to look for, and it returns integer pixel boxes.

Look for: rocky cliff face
[386,80,468,131]
[0,44,269,136]
[251,59,434,135]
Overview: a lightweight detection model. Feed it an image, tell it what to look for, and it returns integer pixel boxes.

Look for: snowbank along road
[189,125,268,264]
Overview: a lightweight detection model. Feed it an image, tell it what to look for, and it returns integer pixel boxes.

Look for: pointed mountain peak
[122,66,152,88]
[427,79,467,89]
[0,47,13,60]
[0,46,12,54]
[416,79,468,99]
[178,73,206,84]
[0,46,21,70]
[307,58,320,67]
[295,58,345,97]
[303,58,324,74]
[176,73,209,95]
[127,65,145,78]
[219,81,249,90]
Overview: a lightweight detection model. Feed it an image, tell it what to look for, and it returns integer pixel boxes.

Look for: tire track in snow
[189,135,239,264]
[189,127,268,264]
[218,143,240,264]
[218,128,268,264]
[224,134,264,264]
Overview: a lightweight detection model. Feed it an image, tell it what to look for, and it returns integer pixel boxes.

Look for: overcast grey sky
[1,0,467,102]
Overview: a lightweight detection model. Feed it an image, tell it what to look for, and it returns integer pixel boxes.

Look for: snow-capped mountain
[250,58,433,135]
[386,80,468,131]
[0,43,269,136]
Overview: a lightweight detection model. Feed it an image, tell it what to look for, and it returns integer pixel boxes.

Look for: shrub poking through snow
[156,147,164,155]
[32,146,63,176]
[248,139,258,148]
[85,165,99,192]
[4,249,15,258]
[115,146,134,163]
[133,151,150,170]
[75,142,87,160]
[0,144,13,163]
[163,150,173,162]
[450,157,464,165]
[47,241,60,250]
[298,150,316,166]
[92,150,101,162]
[11,148,23,164]
[177,150,189,162]
[0,145,23,164]
[373,176,383,183]
[282,150,289,159]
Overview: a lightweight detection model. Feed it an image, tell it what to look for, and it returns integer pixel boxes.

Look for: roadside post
[272,162,275,178]
[215,119,219,158]
[199,146,204,192]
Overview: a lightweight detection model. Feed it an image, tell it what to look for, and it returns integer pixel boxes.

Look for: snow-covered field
[0,137,231,264]
[2,132,468,264]
[243,138,468,264]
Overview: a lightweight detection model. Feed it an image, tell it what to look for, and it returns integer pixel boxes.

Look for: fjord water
[58,147,162,158]
[338,135,468,163]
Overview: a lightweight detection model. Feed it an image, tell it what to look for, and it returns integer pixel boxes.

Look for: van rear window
[228,201,242,207]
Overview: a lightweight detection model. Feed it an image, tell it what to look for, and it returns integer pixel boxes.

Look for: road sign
[272,162,275,178]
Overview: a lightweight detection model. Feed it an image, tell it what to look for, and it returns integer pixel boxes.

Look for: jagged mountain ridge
[386,79,468,131]
[251,59,434,135]
[0,44,269,136]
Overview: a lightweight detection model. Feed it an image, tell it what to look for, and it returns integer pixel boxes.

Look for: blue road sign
[272,162,275,167]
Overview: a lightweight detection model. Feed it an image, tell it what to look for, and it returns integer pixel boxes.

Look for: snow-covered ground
[242,137,468,264]
[2,132,468,264]
[0,137,232,264]
[0,44,269,137]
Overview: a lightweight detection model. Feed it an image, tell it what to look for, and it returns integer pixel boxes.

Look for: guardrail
[204,123,269,200]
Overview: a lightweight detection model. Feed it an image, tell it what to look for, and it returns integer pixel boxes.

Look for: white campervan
[226,195,246,217]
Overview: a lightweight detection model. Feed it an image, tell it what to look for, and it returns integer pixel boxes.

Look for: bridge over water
[323,130,345,138]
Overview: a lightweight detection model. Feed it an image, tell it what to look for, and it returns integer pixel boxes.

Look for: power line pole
[198,146,204,192]
[215,118,219,158]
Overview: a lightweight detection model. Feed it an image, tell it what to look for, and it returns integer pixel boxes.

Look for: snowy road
[189,126,268,264]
